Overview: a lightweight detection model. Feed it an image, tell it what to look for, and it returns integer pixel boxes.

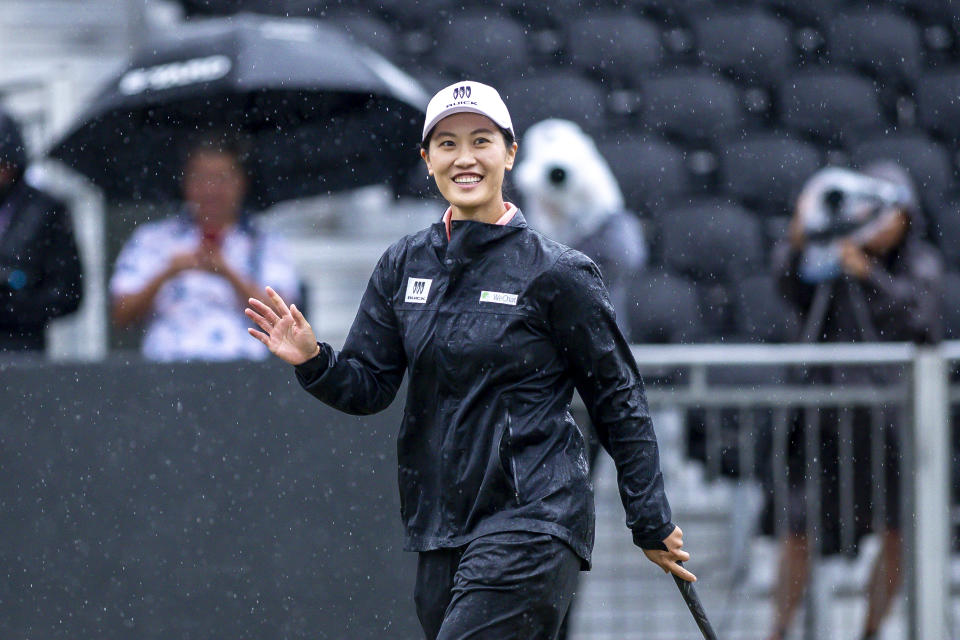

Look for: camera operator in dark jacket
[779,162,941,347]
[763,161,942,640]
[0,109,82,353]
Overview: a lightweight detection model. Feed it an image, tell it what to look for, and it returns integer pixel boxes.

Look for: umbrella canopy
[48,13,429,209]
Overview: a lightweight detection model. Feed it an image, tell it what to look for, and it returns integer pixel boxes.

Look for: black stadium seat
[625,268,706,344]
[849,131,955,209]
[732,274,798,343]
[564,13,663,85]
[658,198,766,283]
[917,69,960,142]
[889,0,960,26]
[883,0,958,66]
[179,0,275,15]
[376,0,455,29]
[628,0,716,27]
[752,0,836,61]
[753,0,837,28]
[778,70,884,145]
[496,0,586,29]
[690,8,794,89]
[827,9,923,90]
[719,131,822,216]
[500,71,608,137]
[434,13,530,81]
[926,195,960,267]
[639,69,744,146]
[941,270,960,340]
[596,134,690,215]
[324,12,400,60]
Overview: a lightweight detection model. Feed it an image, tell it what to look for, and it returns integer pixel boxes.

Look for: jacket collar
[430,208,527,262]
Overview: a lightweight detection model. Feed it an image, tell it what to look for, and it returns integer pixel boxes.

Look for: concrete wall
[0,356,419,639]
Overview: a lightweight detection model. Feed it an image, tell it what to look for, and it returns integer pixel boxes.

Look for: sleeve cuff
[632,522,676,551]
[294,343,332,386]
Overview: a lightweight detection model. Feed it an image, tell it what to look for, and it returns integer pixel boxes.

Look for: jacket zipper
[506,411,521,504]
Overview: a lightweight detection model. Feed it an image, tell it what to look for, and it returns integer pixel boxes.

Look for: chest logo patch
[479,290,518,306]
[405,277,432,303]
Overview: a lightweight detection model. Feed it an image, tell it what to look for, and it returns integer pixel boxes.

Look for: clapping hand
[196,242,229,275]
[167,251,201,275]
[245,286,320,365]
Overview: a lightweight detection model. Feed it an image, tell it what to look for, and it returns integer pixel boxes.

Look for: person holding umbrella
[111,134,299,361]
[245,81,693,639]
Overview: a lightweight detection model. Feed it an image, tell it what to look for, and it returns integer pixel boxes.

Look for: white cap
[421,80,514,143]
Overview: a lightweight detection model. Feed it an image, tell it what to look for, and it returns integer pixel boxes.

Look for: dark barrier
[0,357,419,639]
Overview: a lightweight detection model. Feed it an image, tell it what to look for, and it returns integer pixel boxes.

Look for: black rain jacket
[0,110,82,351]
[294,210,673,567]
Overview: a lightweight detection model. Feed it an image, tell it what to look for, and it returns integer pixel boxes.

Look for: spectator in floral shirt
[110,135,299,361]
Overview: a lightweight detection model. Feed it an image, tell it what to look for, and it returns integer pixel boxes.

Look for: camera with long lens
[797,167,912,283]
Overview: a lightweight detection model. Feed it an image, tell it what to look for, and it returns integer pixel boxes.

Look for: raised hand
[245,286,320,365]
[643,525,697,582]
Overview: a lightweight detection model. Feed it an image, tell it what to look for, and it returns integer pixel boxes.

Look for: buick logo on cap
[453,85,472,100]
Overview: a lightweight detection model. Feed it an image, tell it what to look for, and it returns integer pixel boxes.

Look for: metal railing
[589,341,955,640]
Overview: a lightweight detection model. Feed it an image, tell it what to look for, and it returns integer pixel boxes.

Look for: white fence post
[911,347,951,640]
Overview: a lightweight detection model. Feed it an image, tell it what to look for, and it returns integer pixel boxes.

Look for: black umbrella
[48,13,429,209]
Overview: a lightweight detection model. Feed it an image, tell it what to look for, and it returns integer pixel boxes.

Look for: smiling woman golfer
[246,80,693,639]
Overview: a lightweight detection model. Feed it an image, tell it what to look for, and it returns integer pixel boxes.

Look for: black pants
[759,406,901,555]
[414,531,581,640]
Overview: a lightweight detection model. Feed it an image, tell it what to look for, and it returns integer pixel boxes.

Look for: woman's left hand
[643,525,696,582]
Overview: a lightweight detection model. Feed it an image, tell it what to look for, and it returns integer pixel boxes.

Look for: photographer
[763,162,942,640]
[0,108,82,353]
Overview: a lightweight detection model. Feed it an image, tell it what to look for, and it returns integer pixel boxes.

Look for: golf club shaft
[673,562,719,640]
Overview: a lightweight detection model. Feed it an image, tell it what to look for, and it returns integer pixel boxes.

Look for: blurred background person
[110,134,299,361]
[515,118,647,325]
[762,161,943,640]
[0,107,82,354]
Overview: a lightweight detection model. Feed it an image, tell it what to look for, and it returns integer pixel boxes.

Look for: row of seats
[317,8,960,142]
[402,125,959,265]
[188,0,960,33]
[180,3,960,227]
[460,66,960,146]
[438,10,939,81]
[637,194,960,278]
[181,3,960,91]
[625,269,798,344]
[626,265,960,345]
[320,6,959,79]
[625,189,958,279]
[593,128,958,214]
